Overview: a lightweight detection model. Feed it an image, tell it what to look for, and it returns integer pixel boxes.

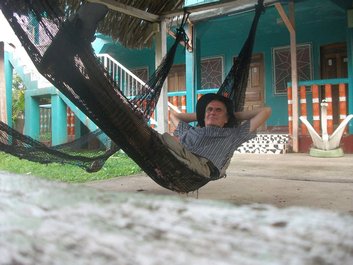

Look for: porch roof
[62,0,277,49]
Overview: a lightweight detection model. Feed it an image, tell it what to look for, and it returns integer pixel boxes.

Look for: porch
[288,78,353,153]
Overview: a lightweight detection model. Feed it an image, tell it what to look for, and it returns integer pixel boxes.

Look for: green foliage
[0,151,142,183]
[12,74,25,123]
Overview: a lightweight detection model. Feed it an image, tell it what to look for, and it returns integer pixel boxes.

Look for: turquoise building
[92,0,352,152]
[2,0,352,153]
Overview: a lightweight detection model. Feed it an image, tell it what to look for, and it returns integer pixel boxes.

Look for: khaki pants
[159,133,219,178]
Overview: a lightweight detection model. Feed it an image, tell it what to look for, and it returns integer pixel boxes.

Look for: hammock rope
[0,0,264,192]
[0,2,189,172]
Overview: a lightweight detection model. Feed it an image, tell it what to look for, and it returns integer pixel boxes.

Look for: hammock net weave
[0,0,264,192]
[0,0,188,172]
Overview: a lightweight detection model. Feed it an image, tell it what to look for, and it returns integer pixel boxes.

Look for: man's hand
[170,111,197,128]
[234,107,272,132]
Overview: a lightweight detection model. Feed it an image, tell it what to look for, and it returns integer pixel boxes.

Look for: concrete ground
[86,153,353,214]
[2,171,353,264]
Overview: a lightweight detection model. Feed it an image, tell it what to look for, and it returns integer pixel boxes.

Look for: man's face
[204,100,229,128]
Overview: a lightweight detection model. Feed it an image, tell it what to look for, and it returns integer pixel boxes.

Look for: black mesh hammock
[0,0,189,173]
[0,0,264,192]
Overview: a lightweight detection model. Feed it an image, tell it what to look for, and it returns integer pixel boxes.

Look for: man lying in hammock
[160,93,271,179]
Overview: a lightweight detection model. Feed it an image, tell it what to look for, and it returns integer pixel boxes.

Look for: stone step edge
[234,149,288,154]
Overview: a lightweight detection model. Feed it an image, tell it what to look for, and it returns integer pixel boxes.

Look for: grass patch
[0,151,142,183]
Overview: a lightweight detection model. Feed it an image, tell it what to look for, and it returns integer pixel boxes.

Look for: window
[200,57,223,89]
[273,44,312,94]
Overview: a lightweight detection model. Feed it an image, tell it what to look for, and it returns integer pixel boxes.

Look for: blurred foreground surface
[1,171,353,265]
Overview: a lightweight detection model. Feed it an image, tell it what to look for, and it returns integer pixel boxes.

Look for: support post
[338,83,347,127]
[0,42,7,124]
[4,48,13,127]
[275,1,299,152]
[347,27,353,134]
[185,25,199,114]
[325,84,334,135]
[24,94,40,140]
[155,21,168,133]
[287,87,293,135]
[312,85,320,133]
[299,86,307,135]
[51,95,67,145]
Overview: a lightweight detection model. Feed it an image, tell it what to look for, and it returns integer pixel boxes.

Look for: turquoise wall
[97,35,187,76]
[93,0,349,127]
[194,1,348,126]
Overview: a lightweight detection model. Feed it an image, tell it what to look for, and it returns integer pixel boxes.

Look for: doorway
[234,53,265,130]
[320,43,348,125]
[240,53,265,112]
[167,64,186,92]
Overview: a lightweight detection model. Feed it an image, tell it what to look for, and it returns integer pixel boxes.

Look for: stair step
[235,147,288,154]
[235,134,290,154]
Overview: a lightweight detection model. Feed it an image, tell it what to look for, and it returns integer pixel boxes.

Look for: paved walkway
[86,153,353,214]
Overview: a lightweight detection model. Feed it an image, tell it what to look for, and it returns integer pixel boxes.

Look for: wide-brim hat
[196,93,235,127]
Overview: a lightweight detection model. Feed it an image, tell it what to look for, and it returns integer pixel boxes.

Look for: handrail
[288,78,349,87]
[287,79,350,137]
[98,53,182,117]
[97,53,146,86]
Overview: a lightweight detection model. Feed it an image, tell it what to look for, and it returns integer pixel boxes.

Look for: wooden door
[168,64,186,92]
[320,43,348,125]
[234,54,265,130]
[243,54,265,111]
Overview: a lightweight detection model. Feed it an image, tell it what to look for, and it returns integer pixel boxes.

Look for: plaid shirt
[174,120,256,172]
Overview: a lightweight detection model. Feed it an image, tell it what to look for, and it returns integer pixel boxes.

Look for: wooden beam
[275,1,299,152]
[88,0,159,22]
[162,0,278,21]
[274,3,294,33]
[167,27,193,52]
[89,0,278,25]
[163,0,252,18]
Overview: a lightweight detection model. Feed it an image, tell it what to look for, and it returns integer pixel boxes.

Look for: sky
[0,11,21,46]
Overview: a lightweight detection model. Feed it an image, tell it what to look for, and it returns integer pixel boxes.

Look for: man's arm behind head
[234,107,272,132]
[170,111,197,128]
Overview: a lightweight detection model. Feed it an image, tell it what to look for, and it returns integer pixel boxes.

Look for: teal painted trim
[92,34,113,54]
[4,52,13,127]
[347,28,353,133]
[288,78,349,87]
[197,88,218,95]
[24,93,40,140]
[185,33,201,113]
[167,89,217,98]
[185,43,196,113]
[194,37,201,104]
[51,95,67,145]
[168,91,186,97]
[9,57,39,90]
[74,116,81,139]
[26,87,57,97]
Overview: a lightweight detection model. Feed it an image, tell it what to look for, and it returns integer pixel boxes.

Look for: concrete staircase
[235,133,290,154]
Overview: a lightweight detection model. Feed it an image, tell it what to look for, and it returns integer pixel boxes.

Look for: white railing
[97,53,146,97]
[97,53,181,129]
